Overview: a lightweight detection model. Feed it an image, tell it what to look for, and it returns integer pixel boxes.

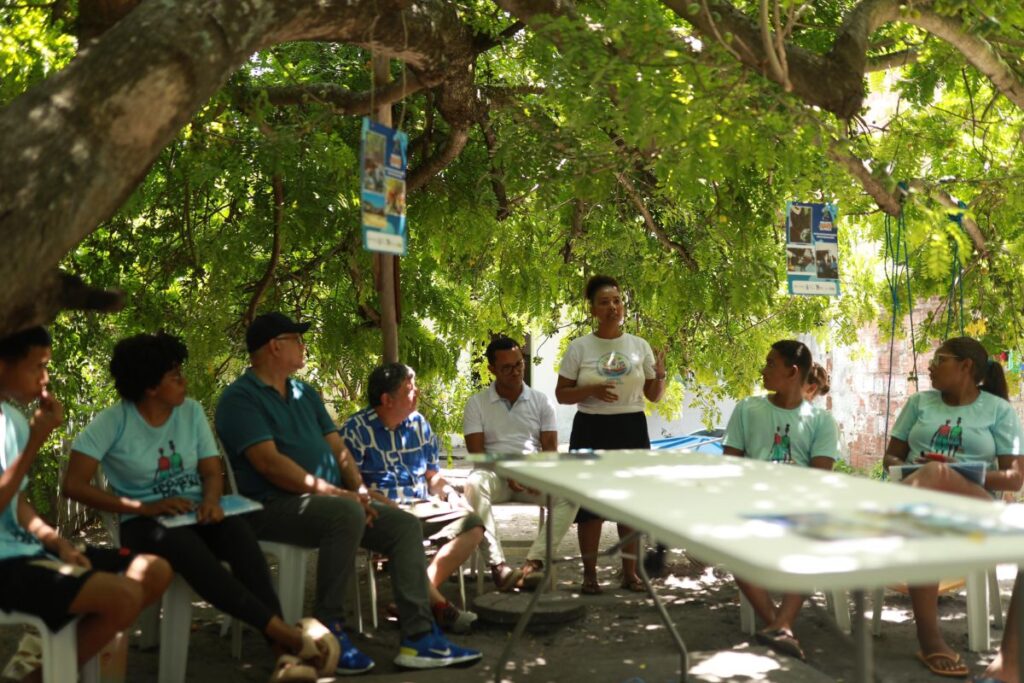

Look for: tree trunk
[0,0,473,337]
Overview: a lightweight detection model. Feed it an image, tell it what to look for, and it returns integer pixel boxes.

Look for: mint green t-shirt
[724,396,840,466]
[891,390,1022,466]
[0,403,46,560]
[72,398,219,520]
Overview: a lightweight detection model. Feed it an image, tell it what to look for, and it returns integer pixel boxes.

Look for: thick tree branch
[562,198,585,263]
[244,174,284,326]
[407,125,470,192]
[259,70,435,114]
[866,48,919,72]
[615,172,698,271]
[903,9,1024,110]
[826,141,902,216]
[0,0,476,337]
[828,142,990,258]
[906,180,989,259]
[479,112,510,221]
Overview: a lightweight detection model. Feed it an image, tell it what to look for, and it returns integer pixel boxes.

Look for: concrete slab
[473,591,586,626]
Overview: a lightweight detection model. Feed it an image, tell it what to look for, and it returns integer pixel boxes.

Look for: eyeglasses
[273,334,305,346]
[496,359,525,375]
[928,352,959,368]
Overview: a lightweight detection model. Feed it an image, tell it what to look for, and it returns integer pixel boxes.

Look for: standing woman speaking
[555,275,666,594]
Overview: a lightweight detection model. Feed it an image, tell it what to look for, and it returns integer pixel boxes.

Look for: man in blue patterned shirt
[341,363,484,633]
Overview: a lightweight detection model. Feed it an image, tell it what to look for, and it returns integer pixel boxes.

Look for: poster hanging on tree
[360,117,408,255]
[785,201,839,297]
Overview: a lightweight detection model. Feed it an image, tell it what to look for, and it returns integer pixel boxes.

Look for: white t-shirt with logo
[558,332,655,415]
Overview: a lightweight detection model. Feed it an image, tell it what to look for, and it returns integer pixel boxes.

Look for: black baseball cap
[246,313,311,353]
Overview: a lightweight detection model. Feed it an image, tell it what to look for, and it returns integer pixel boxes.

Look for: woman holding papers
[62,332,337,683]
[882,336,1023,678]
[556,275,667,595]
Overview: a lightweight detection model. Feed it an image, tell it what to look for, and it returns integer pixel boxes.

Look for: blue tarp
[650,431,724,455]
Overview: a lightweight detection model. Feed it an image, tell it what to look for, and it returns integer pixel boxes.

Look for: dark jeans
[120,515,279,632]
[245,494,433,638]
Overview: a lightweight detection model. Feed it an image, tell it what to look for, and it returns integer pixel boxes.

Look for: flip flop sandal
[755,628,806,661]
[620,576,647,592]
[581,577,603,594]
[269,655,317,683]
[916,651,969,678]
[296,617,340,676]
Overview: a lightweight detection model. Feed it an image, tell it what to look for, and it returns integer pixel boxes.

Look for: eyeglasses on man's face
[496,359,525,375]
[274,334,305,346]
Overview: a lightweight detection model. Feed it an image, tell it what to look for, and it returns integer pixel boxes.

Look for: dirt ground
[0,503,1013,682]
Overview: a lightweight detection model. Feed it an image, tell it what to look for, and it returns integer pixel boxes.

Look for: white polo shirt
[463,383,558,454]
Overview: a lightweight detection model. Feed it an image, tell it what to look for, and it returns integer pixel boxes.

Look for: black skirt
[569,411,650,523]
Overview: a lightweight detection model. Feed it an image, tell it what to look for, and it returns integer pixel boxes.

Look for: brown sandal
[620,576,646,592]
[581,576,603,594]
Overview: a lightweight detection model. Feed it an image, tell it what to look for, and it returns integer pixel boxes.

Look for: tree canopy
[3,0,1024,507]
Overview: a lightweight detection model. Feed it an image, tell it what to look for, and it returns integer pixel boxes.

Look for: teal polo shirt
[215,368,341,501]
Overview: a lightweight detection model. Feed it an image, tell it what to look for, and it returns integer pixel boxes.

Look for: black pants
[121,514,280,632]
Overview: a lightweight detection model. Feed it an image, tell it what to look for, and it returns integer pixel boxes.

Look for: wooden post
[373,52,399,364]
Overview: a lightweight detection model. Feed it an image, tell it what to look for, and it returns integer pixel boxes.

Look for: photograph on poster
[787,204,813,244]
[815,244,839,279]
[362,195,387,228]
[787,247,815,273]
[385,177,406,216]
[362,131,386,193]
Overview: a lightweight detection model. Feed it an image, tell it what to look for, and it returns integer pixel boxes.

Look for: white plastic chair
[0,611,99,683]
[738,587,852,635]
[363,541,468,628]
[220,456,312,658]
[869,568,1002,651]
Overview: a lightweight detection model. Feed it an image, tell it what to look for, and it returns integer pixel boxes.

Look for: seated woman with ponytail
[882,336,1024,678]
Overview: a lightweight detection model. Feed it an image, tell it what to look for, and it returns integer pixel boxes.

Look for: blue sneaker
[394,624,482,669]
[325,620,375,675]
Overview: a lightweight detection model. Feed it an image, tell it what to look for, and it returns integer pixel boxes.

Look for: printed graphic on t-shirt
[769,425,794,464]
[930,418,965,459]
[597,351,631,381]
[152,440,200,499]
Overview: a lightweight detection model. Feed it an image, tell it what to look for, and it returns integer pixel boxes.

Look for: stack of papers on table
[747,502,1024,541]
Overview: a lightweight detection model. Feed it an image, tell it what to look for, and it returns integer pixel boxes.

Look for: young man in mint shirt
[723,340,839,662]
[0,327,171,680]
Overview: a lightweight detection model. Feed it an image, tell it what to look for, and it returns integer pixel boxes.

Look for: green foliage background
[5,1,1024,518]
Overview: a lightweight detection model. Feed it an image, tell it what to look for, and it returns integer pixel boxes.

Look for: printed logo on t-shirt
[769,425,794,464]
[930,418,964,459]
[597,351,631,379]
[152,440,200,499]
[154,440,185,482]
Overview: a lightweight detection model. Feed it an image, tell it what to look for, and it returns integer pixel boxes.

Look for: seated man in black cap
[215,312,481,675]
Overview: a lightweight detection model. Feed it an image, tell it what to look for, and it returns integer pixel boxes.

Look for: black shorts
[570,411,650,523]
[0,546,135,630]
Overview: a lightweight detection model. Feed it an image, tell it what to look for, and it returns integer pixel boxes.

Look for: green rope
[882,193,917,458]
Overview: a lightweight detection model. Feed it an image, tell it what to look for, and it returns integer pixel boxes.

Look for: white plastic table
[482,450,1024,682]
